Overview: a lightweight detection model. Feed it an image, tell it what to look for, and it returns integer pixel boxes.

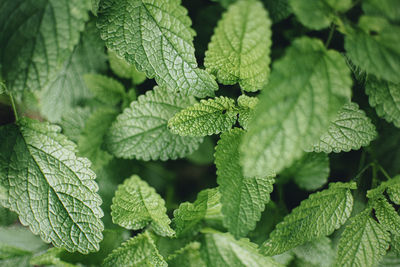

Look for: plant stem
[325,24,335,48]
[9,92,19,122]
[378,165,391,180]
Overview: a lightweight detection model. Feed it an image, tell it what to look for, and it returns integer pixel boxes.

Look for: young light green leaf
[374,198,400,236]
[240,37,352,178]
[168,96,238,137]
[77,108,117,170]
[308,102,377,153]
[0,226,48,266]
[204,0,272,92]
[237,95,259,130]
[103,231,167,267]
[97,0,218,98]
[30,248,78,267]
[84,74,125,106]
[362,0,400,24]
[172,188,222,237]
[167,242,206,267]
[111,175,174,237]
[292,237,335,267]
[39,22,107,122]
[260,182,356,256]
[366,76,400,128]
[0,0,90,93]
[345,16,400,84]
[106,86,203,160]
[108,50,147,85]
[0,118,104,254]
[289,0,351,30]
[280,152,329,191]
[336,209,390,267]
[216,128,274,238]
[202,231,282,267]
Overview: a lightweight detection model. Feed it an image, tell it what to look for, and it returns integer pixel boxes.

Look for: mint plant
[0,0,400,266]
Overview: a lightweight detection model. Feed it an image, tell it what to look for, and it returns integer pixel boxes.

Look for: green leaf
[237,95,259,130]
[374,198,400,236]
[240,37,352,178]
[106,86,203,160]
[204,0,272,92]
[30,248,78,267]
[0,206,17,226]
[260,182,356,256]
[215,128,274,238]
[379,251,400,267]
[111,175,174,237]
[0,0,90,93]
[60,107,92,143]
[167,242,206,267]
[172,188,222,237]
[292,237,335,267]
[186,137,215,165]
[308,102,377,153]
[263,0,292,23]
[103,231,167,267]
[345,16,400,84]
[77,108,117,170]
[366,76,400,128]
[289,0,351,30]
[168,96,238,137]
[362,0,400,24]
[0,118,104,253]
[108,50,147,85]
[367,176,400,205]
[111,175,174,236]
[280,152,329,191]
[84,74,125,106]
[0,226,47,266]
[201,231,282,267]
[336,209,390,267]
[97,0,218,98]
[38,22,107,122]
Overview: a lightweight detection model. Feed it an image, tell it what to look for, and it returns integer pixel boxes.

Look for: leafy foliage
[168,96,238,137]
[106,86,203,160]
[205,0,271,92]
[260,182,356,255]
[108,50,147,84]
[240,37,352,178]
[111,175,174,237]
[97,0,217,98]
[215,129,274,238]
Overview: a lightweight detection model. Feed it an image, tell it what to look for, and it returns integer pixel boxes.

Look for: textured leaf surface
[205,0,271,92]
[367,176,400,205]
[260,182,356,255]
[336,209,390,267]
[111,175,174,237]
[167,242,206,267]
[374,198,400,236]
[38,22,107,122]
[0,0,90,93]
[216,129,274,238]
[106,86,203,160]
[77,108,117,169]
[237,95,259,130]
[281,152,329,191]
[308,102,377,153]
[366,77,400,128]
[202,231,282,267]
[345,16,400,84]
[60,107,92,143]
[103,231,167,267]
[263,0,292,23]
[97,0,217,98]
[289,0,351,30]
[168,97,238,137]
[240,38,352,178]
[108,50,147,84]
[173,188,222,237]
[84,74,125,106]
[0,118,104,253]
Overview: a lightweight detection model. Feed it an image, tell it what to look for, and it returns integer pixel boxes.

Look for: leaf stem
[325,24,335,48]
[9,92,19,122]
[378,165,391,180]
